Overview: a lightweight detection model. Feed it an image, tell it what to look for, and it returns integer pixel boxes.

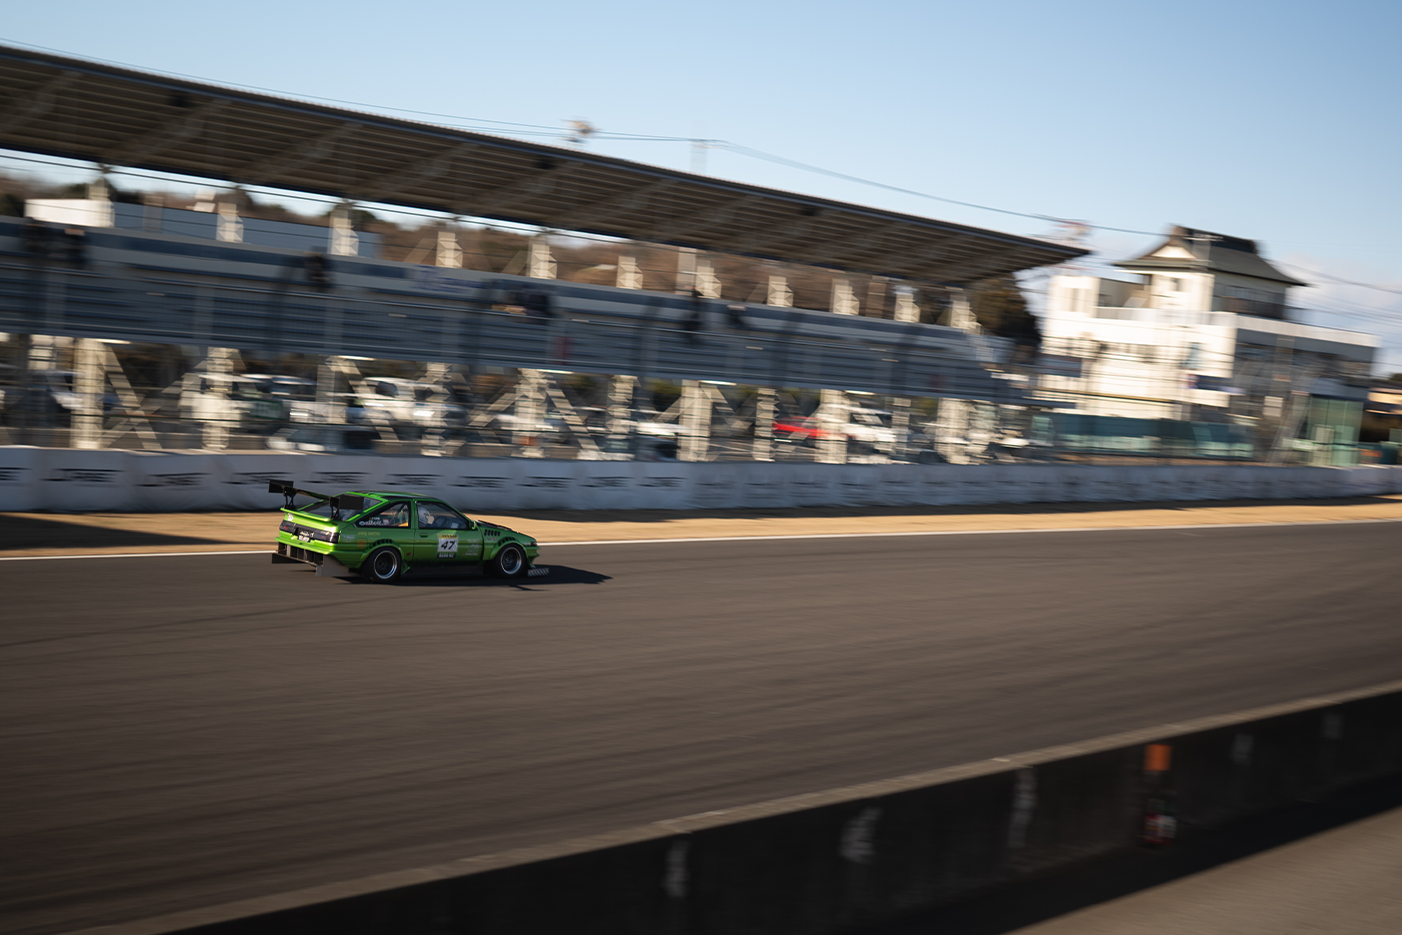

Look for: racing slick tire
[362,547,403,584]
[489,544,527,579]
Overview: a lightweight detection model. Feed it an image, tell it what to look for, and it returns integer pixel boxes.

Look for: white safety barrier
[0,446,1399,513]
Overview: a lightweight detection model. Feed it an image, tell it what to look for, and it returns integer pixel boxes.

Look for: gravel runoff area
[2,493,1401,557]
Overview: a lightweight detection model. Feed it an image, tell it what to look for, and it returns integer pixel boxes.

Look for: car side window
[356,502,410,528]
[416,502,470,530]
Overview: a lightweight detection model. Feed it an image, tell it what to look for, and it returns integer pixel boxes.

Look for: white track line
[2,516,1399,561]
[541,516,1402,546]
[0,549,270,562]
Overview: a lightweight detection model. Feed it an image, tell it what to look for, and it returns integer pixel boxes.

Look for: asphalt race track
[3,522,1401,934]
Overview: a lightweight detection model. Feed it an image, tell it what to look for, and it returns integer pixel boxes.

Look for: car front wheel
[362,547,403,584]
[489,544,527,579]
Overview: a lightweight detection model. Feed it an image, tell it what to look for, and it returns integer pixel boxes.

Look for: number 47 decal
[437,533,458,556]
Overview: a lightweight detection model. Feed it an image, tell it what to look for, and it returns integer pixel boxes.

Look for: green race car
[269,481,544,583]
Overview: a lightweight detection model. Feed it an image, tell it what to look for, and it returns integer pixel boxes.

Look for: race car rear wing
[269,479,329,508]
[270,481,372,520]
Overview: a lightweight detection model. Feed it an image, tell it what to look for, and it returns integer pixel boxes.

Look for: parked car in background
[359,378,465,428]
[179,373,286,427]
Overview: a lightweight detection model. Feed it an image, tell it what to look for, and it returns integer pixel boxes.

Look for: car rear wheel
[362,547,403,584]
[489,544,526,579]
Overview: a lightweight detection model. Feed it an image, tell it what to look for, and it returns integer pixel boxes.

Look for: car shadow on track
[391,565,611,588]
[0,514,224,552]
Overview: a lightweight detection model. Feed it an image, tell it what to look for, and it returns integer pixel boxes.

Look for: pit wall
[137,683,1402,935]
[1,447,1399,514]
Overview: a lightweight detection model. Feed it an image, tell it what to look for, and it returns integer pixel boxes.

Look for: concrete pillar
[87,177,115,228]
[216,201,243,243]
[831,279,859,316]
[72,338,105,449]
[934,397,971,464]
[933,288,982,462]
[893,287,920,323]
[675,248,698,294]
[608,374,636,443]
[752,386,776,461]
[679,380,711,462]
[891,396,911,460]
[949,288,979,332]
[142,193,165,232]
[695,257,721,299]
[417,361,453,456]
[514,369,547,457]
[27,334,59,371]
[329,205,358,257]
[866,277,888,319]
[315,355,339,422]
[18,335,55,443]
[767,274,793,308]
[616,255,643,290]
[817,388,848,463]
[200,347,235,451]
[528,238,556,280]
[436,229,463,268]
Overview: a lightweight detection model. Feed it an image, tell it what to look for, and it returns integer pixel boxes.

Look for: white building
[1040,228,1375,451]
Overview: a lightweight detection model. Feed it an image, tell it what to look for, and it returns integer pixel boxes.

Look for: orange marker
[1145,743,1172,773]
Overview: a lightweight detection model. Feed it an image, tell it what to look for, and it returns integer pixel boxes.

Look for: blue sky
[3,0,1400,372]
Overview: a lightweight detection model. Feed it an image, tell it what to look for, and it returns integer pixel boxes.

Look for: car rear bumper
[273,543,357,577]
[275,542,327,565]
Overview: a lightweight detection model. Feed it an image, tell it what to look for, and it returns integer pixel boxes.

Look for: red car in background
[772,416,841,443]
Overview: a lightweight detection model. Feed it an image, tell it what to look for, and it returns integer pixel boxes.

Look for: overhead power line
[0,36,1158,236]
[3,37,1401,302]
[1275,262,1402,298]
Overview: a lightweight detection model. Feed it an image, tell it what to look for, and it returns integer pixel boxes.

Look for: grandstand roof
[0,44,1086,284]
